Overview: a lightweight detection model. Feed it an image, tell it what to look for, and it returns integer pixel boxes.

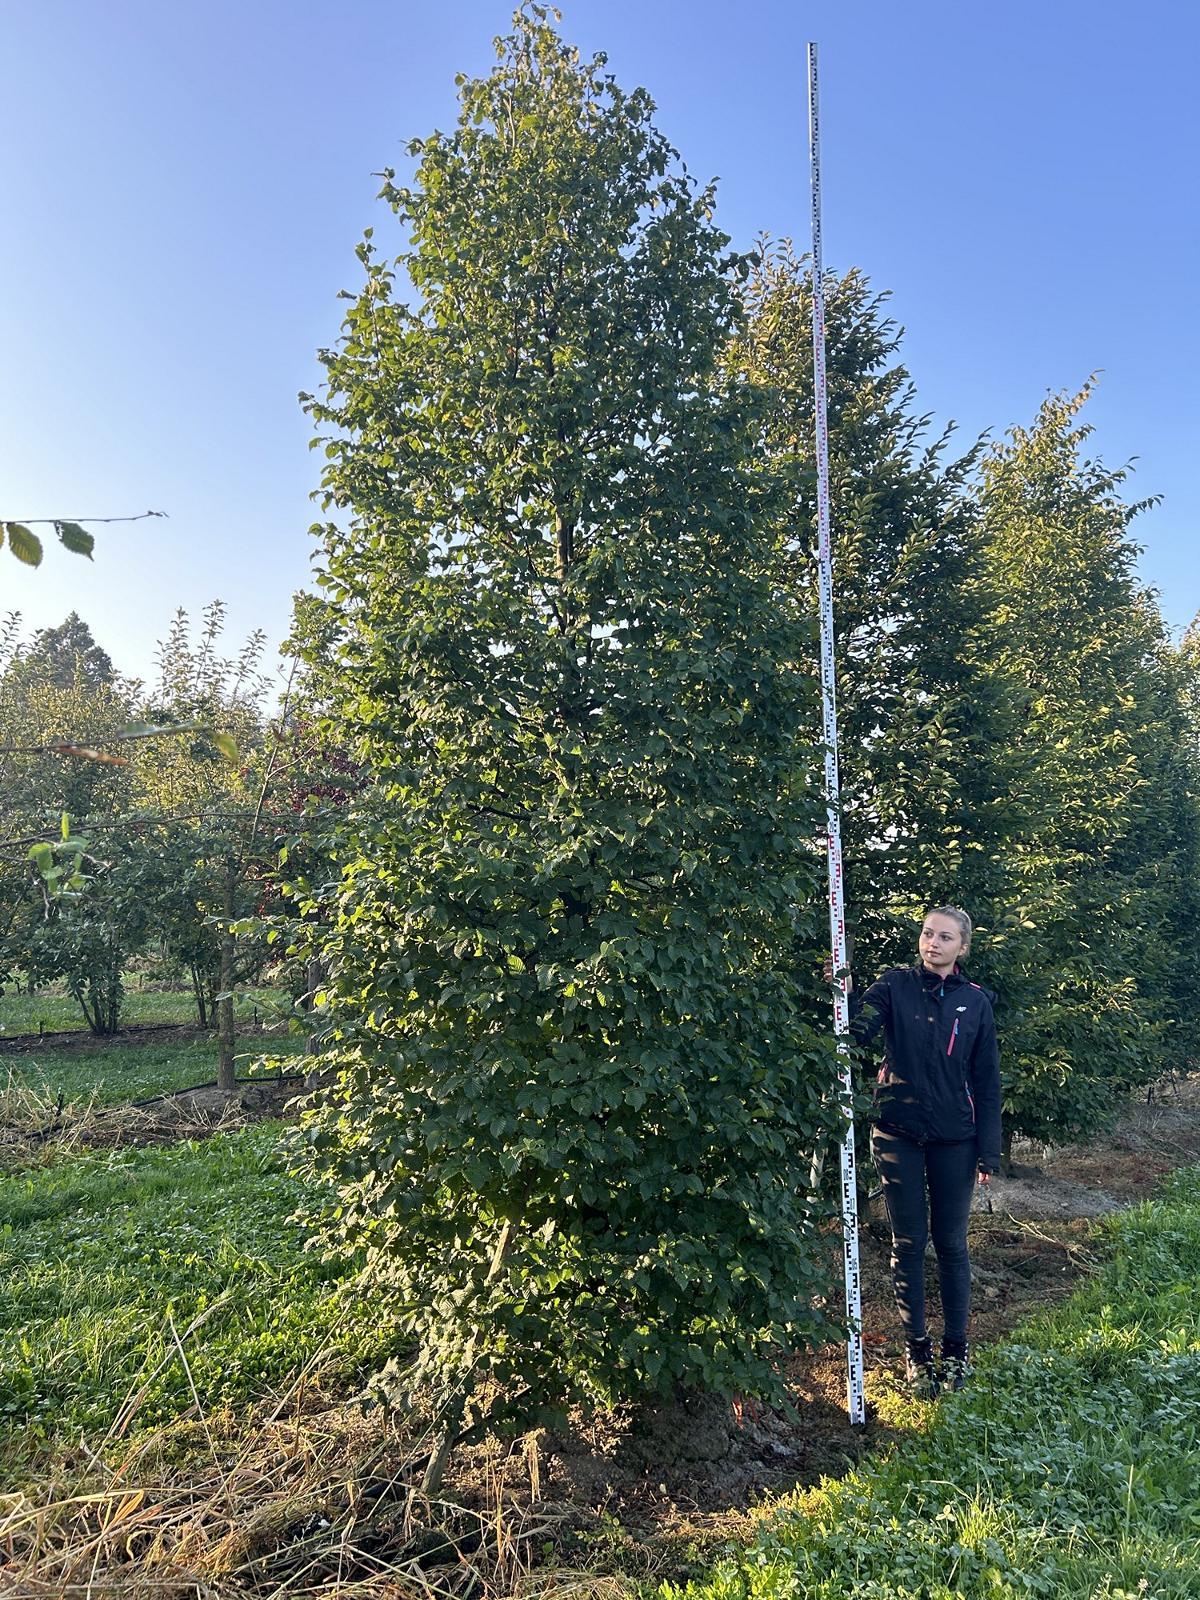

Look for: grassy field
[3,1032,307,1107]
[0,983,289,1037]
[2,1013,1197,1597]
[0,1009,372,1490]
[675,1166,1200,1600]
[0,1122,392,1484]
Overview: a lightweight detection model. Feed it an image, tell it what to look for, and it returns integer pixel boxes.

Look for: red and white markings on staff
[808,40,866,1428]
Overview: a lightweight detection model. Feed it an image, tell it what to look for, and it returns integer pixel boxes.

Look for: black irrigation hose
[26,1090,66,1145]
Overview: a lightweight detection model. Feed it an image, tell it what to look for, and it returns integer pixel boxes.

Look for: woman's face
[919,913,967,974]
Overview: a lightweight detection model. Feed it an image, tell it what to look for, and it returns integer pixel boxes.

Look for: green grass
[4,1033,307,1108]
[0,984,289,1037]
[0,1124,392,1483]
[673,1168,1200,1600]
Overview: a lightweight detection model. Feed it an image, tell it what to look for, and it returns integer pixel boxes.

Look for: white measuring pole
[807,40,865,1428]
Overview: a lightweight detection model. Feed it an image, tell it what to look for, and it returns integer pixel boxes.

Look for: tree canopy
[295,7,845,1473]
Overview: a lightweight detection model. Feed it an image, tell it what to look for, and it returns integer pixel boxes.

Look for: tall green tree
[729,244,1022,982]
[1174,612,1200,1064]
[297,8,840,1478]
[275,592,365,1056]
[976,386,1184,1148]
[0,606,278,1045]
[1110,605,1200,1078]
[131,603,280,1085]
[22,613,115,690]
[0,619,139,1026]
[0,622,131,843]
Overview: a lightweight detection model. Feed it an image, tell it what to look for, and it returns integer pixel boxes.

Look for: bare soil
[0,1020,214,1054]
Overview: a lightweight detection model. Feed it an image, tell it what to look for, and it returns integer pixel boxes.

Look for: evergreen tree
[1175,613,1200,1063]
[1119,608,1200,1075]
[297,9,840,1473]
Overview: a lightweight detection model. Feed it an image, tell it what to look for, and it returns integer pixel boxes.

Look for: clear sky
[2,0,1196,686]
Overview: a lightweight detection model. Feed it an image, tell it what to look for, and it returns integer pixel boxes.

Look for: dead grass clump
[0,1069,98,1169]
[0,1069,296,1169]
[1,1372,602,1600]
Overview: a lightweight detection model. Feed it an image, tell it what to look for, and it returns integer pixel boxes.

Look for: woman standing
[828,906,1001,1394]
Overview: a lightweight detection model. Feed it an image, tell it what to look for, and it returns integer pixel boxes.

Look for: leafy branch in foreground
[1,510,166,568]
[0,721,238,766]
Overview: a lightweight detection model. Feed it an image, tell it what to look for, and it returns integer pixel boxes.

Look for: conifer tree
[23,613,115,690]
[297,9,841,1471]
[1175,614,1200,1060]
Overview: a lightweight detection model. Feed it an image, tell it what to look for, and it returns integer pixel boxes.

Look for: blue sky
[2,0,1196,685]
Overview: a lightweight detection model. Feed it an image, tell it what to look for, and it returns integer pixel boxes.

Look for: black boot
[904,1336,938,1397]
[941,1337,970,1392]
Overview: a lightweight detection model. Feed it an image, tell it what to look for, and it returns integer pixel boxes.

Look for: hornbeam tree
[297,7,841,1477]
[1115,607,1200,1078]
[728,244,1023,984]
[977,386,1186,1148]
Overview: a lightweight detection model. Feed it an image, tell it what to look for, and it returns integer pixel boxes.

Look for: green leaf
[55,521,95,558]
[212,731,239,764]
[6,523,43,566]
[28,842,55,878]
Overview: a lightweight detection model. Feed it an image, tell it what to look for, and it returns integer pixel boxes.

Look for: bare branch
[2,510,168,526]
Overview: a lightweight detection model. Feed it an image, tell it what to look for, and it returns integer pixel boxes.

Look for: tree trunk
[1000,1124,1014,1178]
[421,1378,475,1498]
[216,865,237,1092]
[191,961,209,1028]
[102,954,122,1035]
[304,955,324,1056]
[71,979,100,1036]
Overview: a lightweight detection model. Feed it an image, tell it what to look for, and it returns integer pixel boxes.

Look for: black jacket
[849,964,1002,1174]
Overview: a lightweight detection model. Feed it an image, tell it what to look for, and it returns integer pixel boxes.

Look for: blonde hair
[925,905,973,957]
